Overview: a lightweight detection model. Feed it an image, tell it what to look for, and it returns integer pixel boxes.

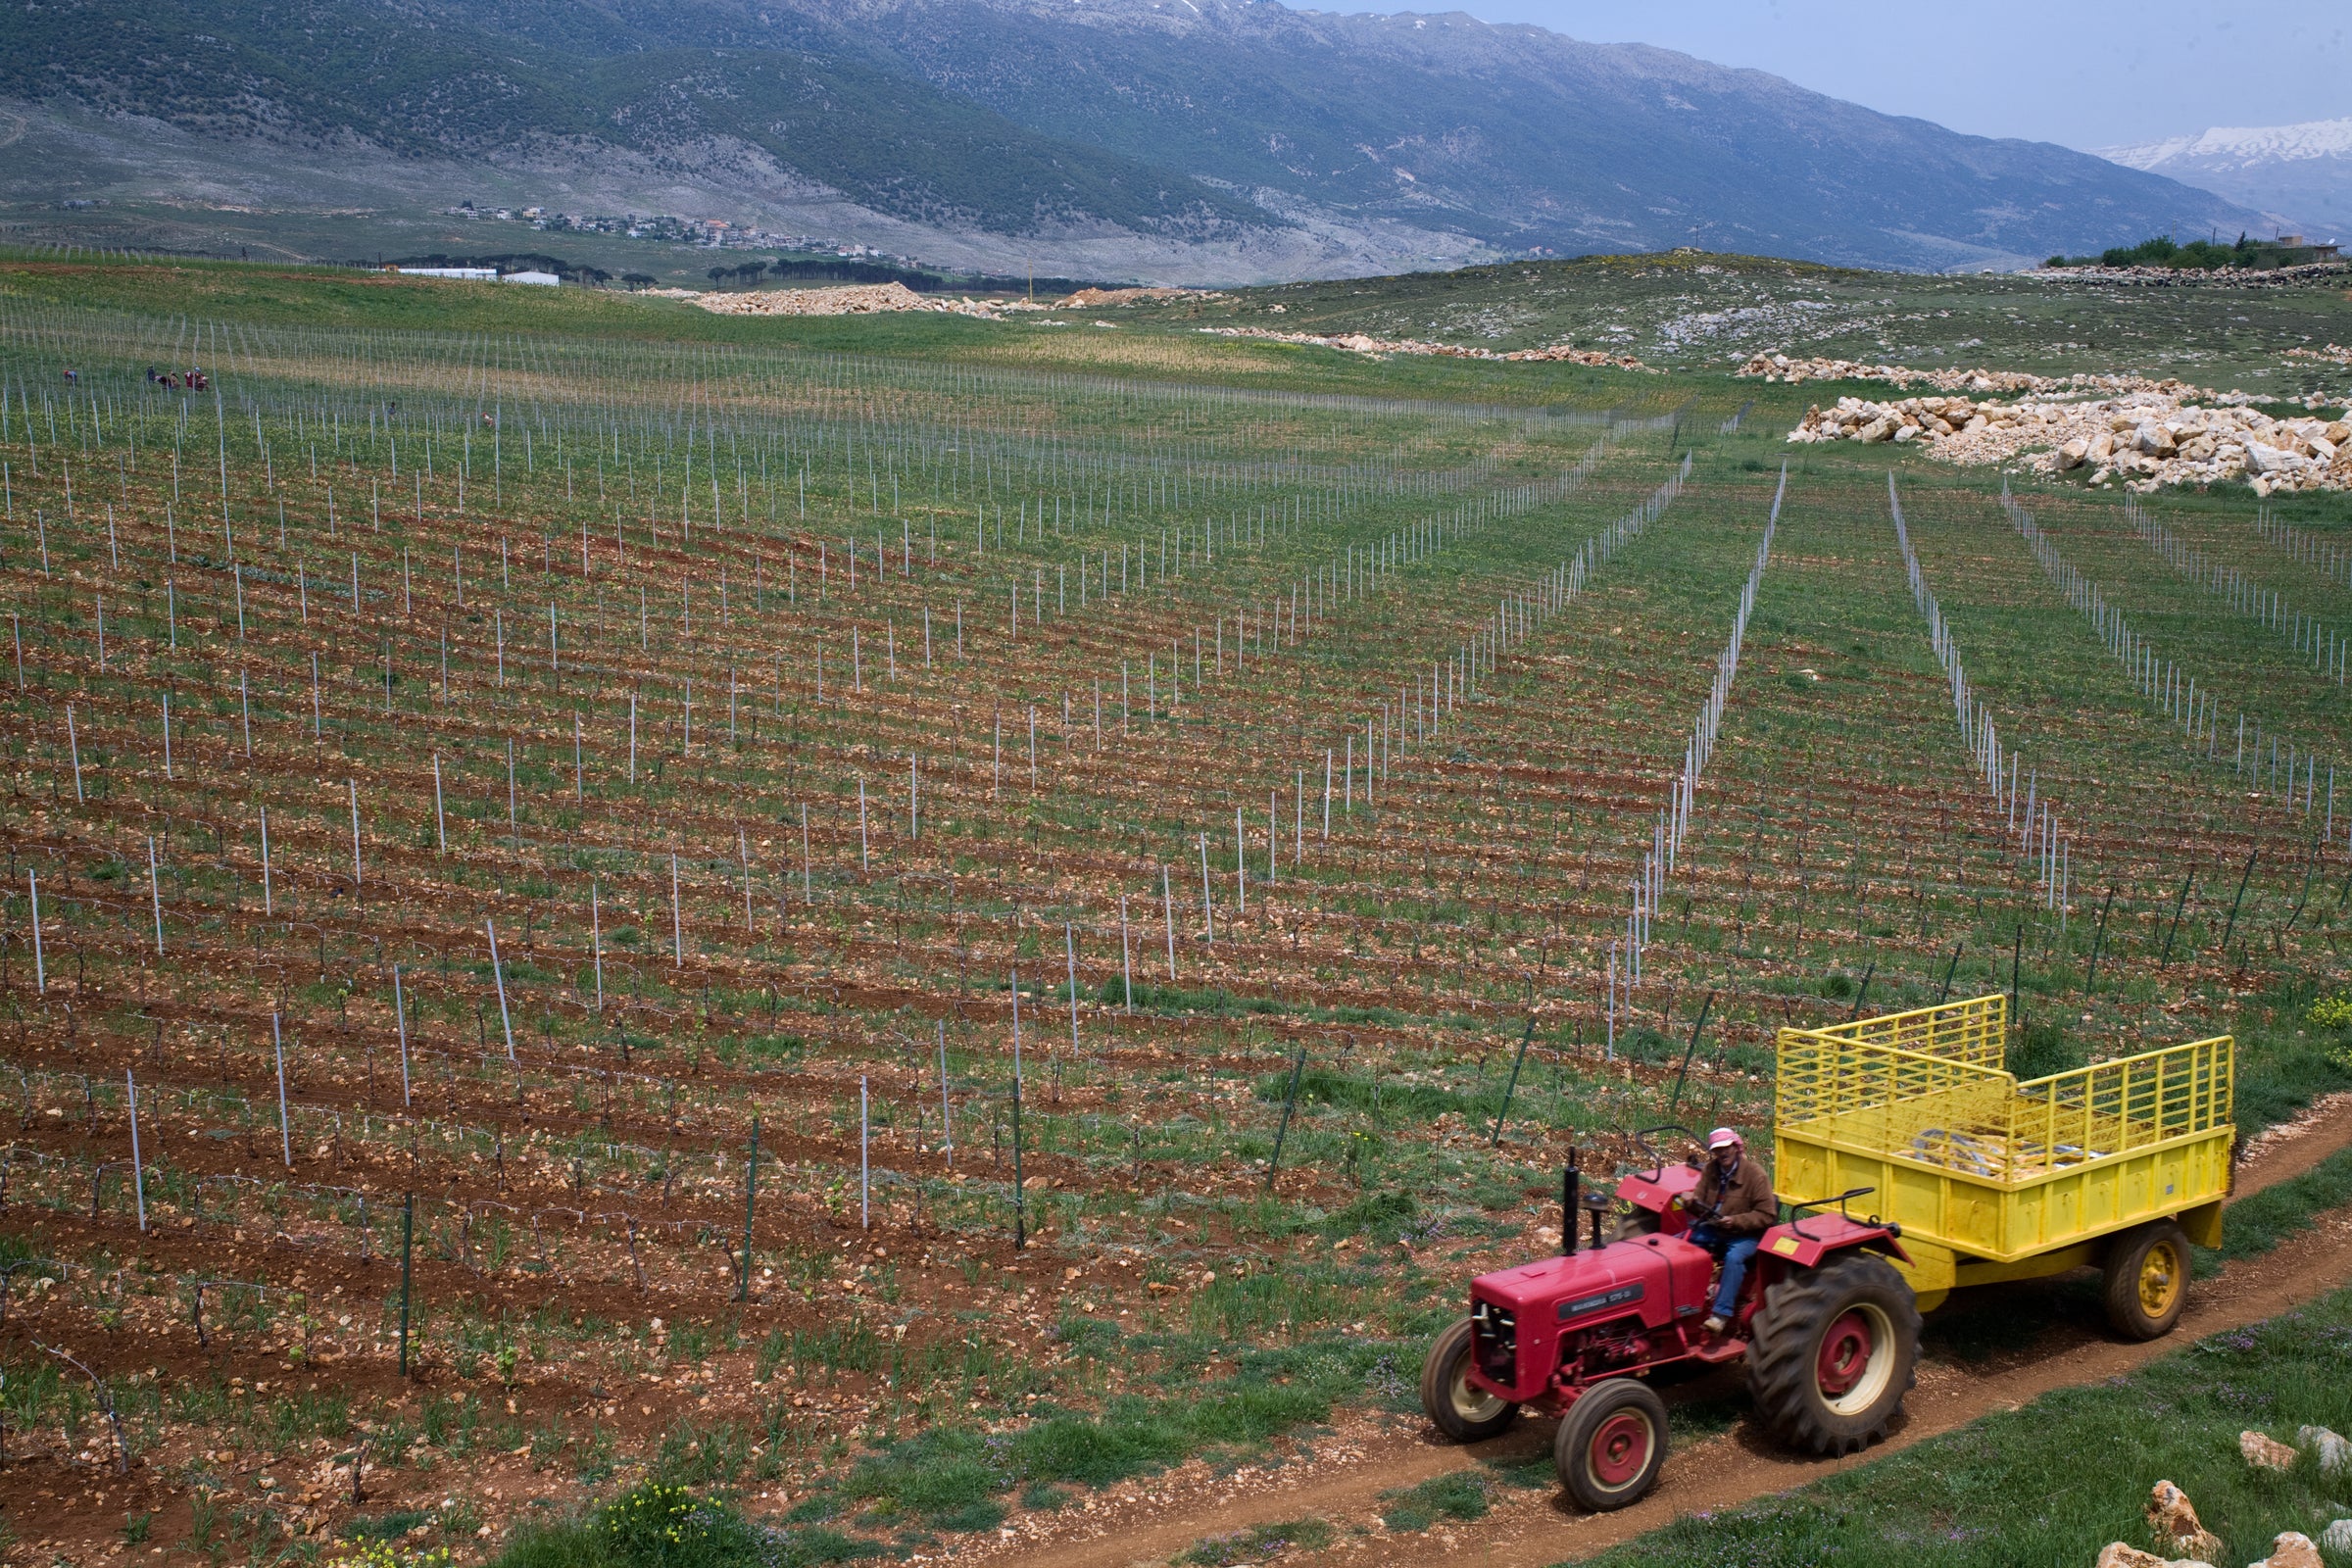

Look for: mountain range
[2095,118,2352,242]
[0,0,2270,282]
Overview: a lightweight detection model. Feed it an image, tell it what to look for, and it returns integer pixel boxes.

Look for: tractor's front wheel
[1419,1318,1518,1442]
[2102,1219,2191,1341]
[1554,1378,1669,1511]
[1749,1253,1920,1456]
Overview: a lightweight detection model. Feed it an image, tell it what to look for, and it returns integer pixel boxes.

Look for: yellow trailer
[1773,996,2231,1337]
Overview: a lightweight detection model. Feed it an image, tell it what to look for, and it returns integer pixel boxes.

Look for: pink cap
[1706,1127,1743,1151]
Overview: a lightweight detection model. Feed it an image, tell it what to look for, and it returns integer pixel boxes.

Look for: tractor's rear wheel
[1554,1379,1669,1511]
[1611,1209,1662,1243]
[1749,1253,1920,1456]
[2102,1220,2191,1341]
[1419,1318,1518,1442]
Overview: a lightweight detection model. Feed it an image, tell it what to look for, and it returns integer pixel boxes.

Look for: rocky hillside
[0,0,2271,280]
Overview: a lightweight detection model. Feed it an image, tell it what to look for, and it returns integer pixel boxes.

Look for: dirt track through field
[989,1097,2352,1568]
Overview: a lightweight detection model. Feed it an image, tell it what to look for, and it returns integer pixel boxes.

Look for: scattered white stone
[2298,1426,2352,1477]
[2145,1481,2226,1563]
[2246,1532,2323,1568]
[650,282,1019,319]
[1200,324,1659,370]
[2246,1431,2305,1471]
[2093,1544,2211,1568]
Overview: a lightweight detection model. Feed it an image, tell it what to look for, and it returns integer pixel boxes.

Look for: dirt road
[984,1095,2352,1568]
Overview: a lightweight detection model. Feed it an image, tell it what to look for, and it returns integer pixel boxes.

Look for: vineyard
[0,255,2348,1566]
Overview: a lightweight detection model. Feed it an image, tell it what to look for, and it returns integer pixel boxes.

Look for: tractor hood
[1472,1235,1711,1333]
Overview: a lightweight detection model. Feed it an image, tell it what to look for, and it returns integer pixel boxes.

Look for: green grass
[1179,1519,1336,1564]
[1380,1470,1496,1532]
[832,1337,1388,1531]
[1580,1288,2352,1568]
[2205,1145,2352,1266]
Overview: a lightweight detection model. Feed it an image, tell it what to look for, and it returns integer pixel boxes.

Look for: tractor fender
[1614,1161,1701,1222]
[1758,1213,1910,1270]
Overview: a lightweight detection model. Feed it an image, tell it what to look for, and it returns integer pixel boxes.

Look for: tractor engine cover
[1465,1235,1716,1403]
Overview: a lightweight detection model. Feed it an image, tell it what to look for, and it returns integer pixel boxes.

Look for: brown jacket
[1690,1153,1777,1235]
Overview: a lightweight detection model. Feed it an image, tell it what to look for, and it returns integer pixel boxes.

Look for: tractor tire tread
[1748,1252,1919,1457]
[1553,1378,1669,1512]
[1420,1317,1518,1443]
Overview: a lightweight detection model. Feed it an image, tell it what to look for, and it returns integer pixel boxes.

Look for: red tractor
[1420,1127,1921,1511]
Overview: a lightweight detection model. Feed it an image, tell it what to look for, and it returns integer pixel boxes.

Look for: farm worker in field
[1680,1127,1776,1336]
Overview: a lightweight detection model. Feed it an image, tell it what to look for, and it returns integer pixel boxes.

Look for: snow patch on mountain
[2098,119,2352,172]
[2091,118,2352,236]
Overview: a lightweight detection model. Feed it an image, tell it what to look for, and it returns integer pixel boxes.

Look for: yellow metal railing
[1778,1012,2232,1188]
[1803,994,2008,1068]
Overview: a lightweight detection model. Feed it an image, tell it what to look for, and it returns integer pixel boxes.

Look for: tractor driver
[1680,1127,1776,1335]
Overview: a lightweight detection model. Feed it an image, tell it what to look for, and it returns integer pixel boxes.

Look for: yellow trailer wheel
[2101,1220,2191,1341]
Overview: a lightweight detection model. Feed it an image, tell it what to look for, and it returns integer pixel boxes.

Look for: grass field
[1578,1280,2352,1568]
[0,249,2348,1568]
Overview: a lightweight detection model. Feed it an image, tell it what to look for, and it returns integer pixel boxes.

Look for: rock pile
[2020,261,2351,289]
[1738,353,2218,399]
[655,283,1012,318]
[1785,389,2352,495]
[1201,324,1658,371]
[2286,344,2352,369]
[1054,286,1213,307]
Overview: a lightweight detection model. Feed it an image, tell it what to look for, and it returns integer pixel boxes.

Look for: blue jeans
[1690,1224,1760,1317]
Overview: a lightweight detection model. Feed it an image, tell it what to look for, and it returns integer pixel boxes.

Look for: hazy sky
[1388,0,2347,151]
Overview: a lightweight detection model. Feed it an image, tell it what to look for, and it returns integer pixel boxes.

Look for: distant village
[441,200,929,271]
[422,200,1092,292]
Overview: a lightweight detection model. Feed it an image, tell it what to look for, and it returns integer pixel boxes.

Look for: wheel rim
[1585,1408,1655,1492]
[1449,1358,1509,1426]
[1815,1302,1896,1415]
[2137,1239,2183,1318]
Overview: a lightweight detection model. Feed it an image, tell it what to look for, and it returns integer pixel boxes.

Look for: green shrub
[591,1482,761,1568]
[2306,994,2352,1030]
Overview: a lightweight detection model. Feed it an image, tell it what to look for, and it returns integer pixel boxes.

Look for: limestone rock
[2144,1481,2225,1562]
[2319,1518,2352,1554]
[2093,1545,2209,1568]
[2246,1532,2322,1568]
[2245,442,2303,476]
[2245,1430,2303,1470]
[2295,1424,2351,1475]
[2057,437,2090,470]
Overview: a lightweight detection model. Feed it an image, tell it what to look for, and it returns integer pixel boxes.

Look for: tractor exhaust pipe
[1562,1147,1580,1256]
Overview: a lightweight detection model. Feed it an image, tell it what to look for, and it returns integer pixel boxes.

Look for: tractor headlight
[1471,1299,1516,1381]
